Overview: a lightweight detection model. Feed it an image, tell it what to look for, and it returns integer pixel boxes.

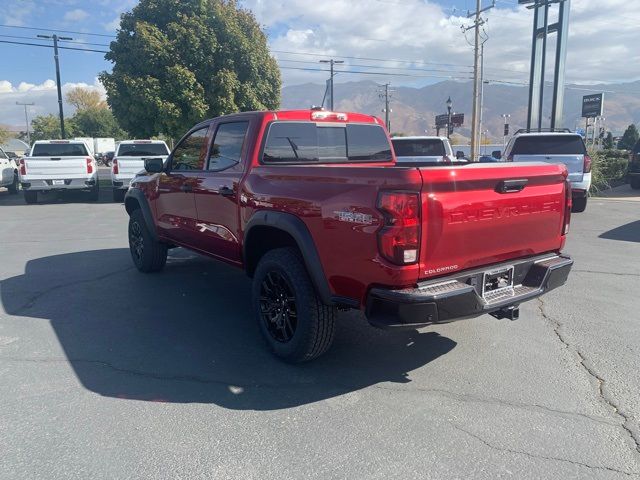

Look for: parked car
[500,130,591,212]
[19,140,99,204]
[124,110,573,362]
[0,146,19,194]
[111,140,170,202]
[627,139,640,190]
[391,136,455,165]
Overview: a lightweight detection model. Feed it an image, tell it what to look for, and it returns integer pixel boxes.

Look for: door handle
[219,186,234,196]
[180,184,193,193]
[497,179,528,193]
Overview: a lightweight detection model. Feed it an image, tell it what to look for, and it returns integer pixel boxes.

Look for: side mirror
[456,150,465,159]
[492,150,502,159]
[144,157,164,173]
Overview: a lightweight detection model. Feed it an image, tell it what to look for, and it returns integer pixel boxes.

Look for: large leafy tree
[617,124,639,150]
[31,114,76,141]
[66,87,107,111]
[100,0,281,139]
[73,108,127,139]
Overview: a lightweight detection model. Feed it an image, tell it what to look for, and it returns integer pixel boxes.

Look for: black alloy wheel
[129,219,144,263]
[260,271,298,343]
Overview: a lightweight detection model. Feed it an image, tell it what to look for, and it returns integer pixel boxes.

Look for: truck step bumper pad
[366,254,573,329]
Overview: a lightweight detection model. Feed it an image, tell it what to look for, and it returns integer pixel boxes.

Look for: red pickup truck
[124,110,573,362]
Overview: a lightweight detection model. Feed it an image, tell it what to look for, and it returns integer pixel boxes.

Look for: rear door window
[208,122,250,171]
[392,138,446,157]
[262,122,391,164]
[32,143,88,157]
[512,136,586,155]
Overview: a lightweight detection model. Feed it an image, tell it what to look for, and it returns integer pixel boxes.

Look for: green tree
[30,115,77,141]
[66,87,107,111]
[617,124,639,150]
[100,0,281,139]
[0,126,10,145]
[603,131,614,149]
[73,108,126,139]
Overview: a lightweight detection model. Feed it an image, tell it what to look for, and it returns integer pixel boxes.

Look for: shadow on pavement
[599,220,640,243]
[0,188,117,205]
[0,248,455,410]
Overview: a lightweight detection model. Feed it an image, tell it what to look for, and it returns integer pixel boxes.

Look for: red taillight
[19,159,26,176]
[442,156,452,164]
[377,191,420,265]
[563,180,572,235]
[112,158,119,175]
[583,154,592,173]
[86,157,94,174]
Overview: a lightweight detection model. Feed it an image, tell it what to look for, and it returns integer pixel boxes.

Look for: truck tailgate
[418,163,567,279]
[513,154,584,183]
[24,157,89,178]
[116,157,146,177]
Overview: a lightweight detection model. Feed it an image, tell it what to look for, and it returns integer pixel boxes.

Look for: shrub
[589,149,630,193]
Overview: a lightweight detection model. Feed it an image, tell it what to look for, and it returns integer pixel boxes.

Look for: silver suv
[502,130,591,213]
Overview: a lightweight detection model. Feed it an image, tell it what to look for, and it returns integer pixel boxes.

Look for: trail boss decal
[334,211,374,224]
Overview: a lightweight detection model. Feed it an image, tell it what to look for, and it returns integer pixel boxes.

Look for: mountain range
[281,80,640,140]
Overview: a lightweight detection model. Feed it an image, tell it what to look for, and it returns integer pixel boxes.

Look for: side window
[171,127,209,171]
[208,122,249,171]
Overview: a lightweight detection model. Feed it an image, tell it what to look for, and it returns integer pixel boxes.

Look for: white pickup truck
[19,140,99,204]
[111,140,170,202]
[391,136,456,165]
[0,146,19,194]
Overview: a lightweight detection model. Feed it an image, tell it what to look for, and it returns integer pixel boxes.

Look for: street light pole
[16,101,35,145]
[446,96,453,139]
[37,34,72,138]
[319,59,344,110]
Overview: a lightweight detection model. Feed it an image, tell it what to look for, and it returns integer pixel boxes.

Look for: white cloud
[104,16,121,31]
[63,8,90,22]
[242,0,640,86]
[0,79,107,126]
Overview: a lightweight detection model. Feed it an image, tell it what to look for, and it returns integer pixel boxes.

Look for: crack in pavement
[450,423,640,477]
[537,298,640,456]
[573,269,640,278]
[0,355,621,429]
[12,266,134,315]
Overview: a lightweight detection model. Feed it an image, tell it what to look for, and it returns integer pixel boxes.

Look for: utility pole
[378,83,394,132]
[37,34,72,138]
[463,0,494,161]
[319,59,344,110]
[16,101,35,145]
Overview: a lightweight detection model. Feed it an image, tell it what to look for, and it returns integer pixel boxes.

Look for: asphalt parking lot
[0,186,639,479]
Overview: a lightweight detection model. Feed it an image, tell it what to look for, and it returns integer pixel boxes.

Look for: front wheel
[252,247,336,363]
[8,173,18,194]
[88,183,99,202]
[572,196,587,213]
[128,209,167,273]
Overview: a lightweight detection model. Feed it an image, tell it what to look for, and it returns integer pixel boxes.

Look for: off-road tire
[252,247,336,363]
[128,209,167,273]
[8,173,18,194]
[24,190,37,204]
[572,196,587,213]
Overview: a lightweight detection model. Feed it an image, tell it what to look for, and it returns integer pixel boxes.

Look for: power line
[277,58,472,75]
[0,24,116,38]
[0,39,109,53]
[0,33,111,47]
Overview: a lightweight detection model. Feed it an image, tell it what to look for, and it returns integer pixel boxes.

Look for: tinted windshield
[512,135,586,155]
[392,138,446,157]
[32,143,88,157]
[262,122,392,163]
[117,143,169,156]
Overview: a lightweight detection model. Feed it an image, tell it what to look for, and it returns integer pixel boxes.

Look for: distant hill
[281,80,640,139]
